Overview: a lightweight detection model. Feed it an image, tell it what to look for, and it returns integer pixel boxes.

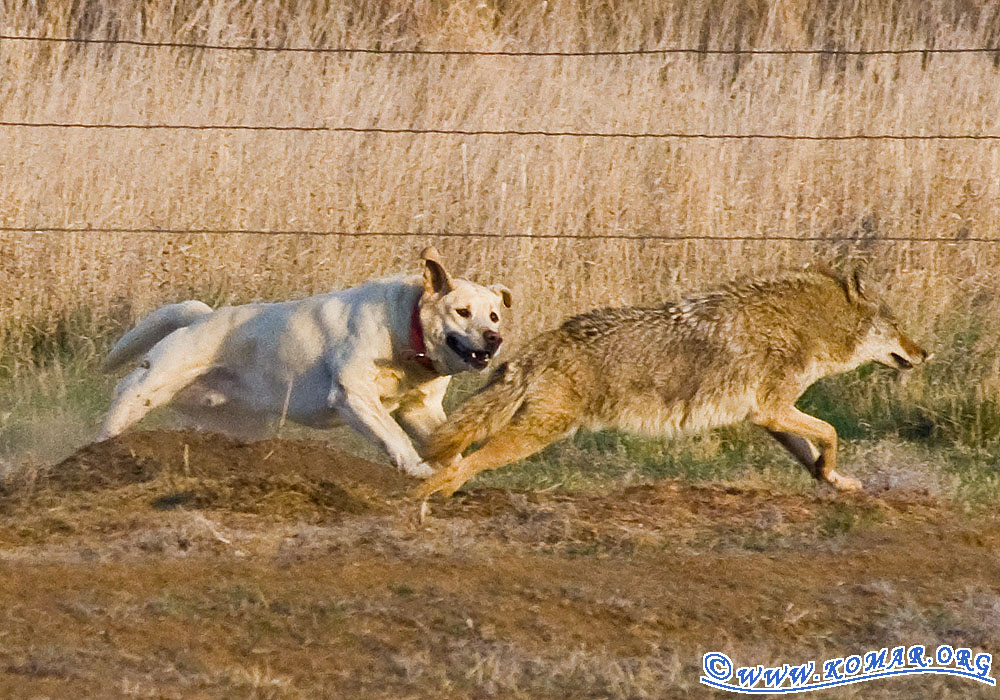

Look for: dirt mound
[3,430,417,518]
[0,430,950,550]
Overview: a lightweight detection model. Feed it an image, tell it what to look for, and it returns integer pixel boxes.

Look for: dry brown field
[0,431,995,698]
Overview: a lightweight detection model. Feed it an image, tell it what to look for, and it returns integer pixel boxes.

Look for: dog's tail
[423,360,533,464]
[103,300,213,372]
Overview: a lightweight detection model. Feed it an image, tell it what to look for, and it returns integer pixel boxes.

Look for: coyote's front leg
[756,406,862,491]
[415,421,573,499]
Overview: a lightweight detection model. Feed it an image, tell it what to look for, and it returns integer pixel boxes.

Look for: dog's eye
[490,312,499,323]
[456,308,471,318]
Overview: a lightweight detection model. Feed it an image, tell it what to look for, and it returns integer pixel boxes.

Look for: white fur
[97,268,510,478]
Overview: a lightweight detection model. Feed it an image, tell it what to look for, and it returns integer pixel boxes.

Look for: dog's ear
[421,246,453,295]
[844,260,868,303]
[490,284,513,308]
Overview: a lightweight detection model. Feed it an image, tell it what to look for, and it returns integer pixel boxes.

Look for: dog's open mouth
[890,352,915,370]
[447,335,492,370]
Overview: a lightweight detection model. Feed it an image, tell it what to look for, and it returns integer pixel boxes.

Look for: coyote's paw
[413,468,466,500]
[826,471,863,492]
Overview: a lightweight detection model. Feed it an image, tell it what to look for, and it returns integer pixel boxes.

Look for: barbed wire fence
[4,121,1000,140]
[3,33,1000,56]
[2,32,999,244]
[0,226,997,243]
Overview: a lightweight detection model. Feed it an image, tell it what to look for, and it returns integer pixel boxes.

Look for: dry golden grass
[5,9,1000,694]
[2,0,1000,451]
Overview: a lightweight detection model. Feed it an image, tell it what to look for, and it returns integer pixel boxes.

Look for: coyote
[416,265,928,497]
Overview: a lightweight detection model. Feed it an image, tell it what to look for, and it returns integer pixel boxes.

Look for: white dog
[97,247,512,477]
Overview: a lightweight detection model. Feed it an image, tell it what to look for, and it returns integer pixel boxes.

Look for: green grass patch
[470,426,815,493]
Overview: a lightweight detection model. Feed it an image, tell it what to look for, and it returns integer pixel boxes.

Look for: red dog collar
[405,302,437,373]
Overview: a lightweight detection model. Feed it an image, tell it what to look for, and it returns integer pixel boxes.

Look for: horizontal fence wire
[2,121,999,140]
[0,226,995,242]
[2,33,1000,56]
[3,35,998,139]
[3,33,997,243]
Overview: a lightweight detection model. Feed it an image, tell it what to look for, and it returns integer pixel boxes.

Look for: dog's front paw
[402,460,436,479]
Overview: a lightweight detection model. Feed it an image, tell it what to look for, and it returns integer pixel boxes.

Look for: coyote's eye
[490,312,499,323]
[456,308,471,318]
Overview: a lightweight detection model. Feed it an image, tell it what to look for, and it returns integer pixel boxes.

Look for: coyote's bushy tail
[103,300,213,372]
[424,361,531,464]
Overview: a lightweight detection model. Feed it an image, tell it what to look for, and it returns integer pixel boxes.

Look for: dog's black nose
[483,329,502,351]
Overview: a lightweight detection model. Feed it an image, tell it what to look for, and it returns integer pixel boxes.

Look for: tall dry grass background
[2,0,1000,464]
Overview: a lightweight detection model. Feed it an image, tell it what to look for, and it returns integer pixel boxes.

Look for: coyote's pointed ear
[844,261,868,303]
[490,284,513,308]
[421,246,454,295]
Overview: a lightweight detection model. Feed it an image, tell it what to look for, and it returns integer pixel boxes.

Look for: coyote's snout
[416,264,928,498]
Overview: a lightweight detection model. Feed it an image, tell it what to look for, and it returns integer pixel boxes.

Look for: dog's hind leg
[97,328,216,441]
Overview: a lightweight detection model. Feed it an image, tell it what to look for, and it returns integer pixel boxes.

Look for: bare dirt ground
[0,431,998,699]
